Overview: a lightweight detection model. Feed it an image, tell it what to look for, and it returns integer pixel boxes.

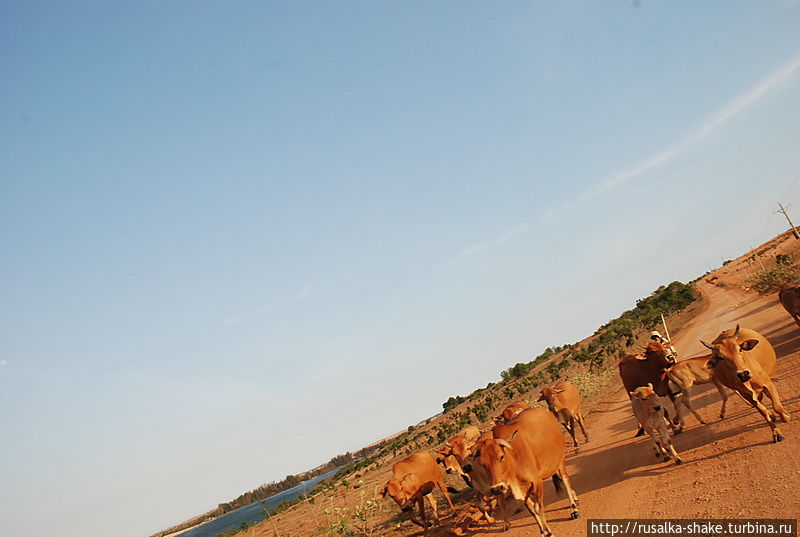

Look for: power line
[775,202,799,239]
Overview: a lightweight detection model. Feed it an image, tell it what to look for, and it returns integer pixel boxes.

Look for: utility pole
[751,246,767,274]
[775,202,800,239]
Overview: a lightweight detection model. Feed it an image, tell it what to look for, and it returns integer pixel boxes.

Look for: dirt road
[490,281,800,537]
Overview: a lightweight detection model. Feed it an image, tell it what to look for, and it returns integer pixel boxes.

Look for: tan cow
[380,451,455,529]
[701,325,790,443]
[665,353,729,430]
[629,384,683,464]
[468,408,580,536]
[494,400,531,424]
[434,426,481,488]
[779,285,800,329]
[537,380,589,451]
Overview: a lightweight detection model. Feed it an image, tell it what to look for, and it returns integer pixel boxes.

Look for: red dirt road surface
[488,280,800,537]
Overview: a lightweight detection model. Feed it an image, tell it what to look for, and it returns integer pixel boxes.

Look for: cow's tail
[552,474,564,497]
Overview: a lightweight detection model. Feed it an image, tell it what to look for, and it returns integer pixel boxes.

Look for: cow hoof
[774,433,785,443]
[719,414,725,420]
[781,412,791,423]
[675,458,683,465]
[570,511,580,520]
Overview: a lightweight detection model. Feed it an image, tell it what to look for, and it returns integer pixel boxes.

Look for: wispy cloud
[579,52,800,202]
[222,284,314,325]
[447,223,530,265]
[0,360,7,367]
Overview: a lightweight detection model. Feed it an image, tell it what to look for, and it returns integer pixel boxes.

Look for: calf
[538,380,589,451]
[380,451,455,529]
[629,384,683,464]
[665,354,729,431]
[701,325,790,443]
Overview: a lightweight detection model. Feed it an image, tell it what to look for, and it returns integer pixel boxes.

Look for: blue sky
[2,2,800,536]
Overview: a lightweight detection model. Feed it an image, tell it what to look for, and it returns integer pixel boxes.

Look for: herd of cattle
[379,316,795,537]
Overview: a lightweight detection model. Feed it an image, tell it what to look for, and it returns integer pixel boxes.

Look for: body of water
[178,468,340,537]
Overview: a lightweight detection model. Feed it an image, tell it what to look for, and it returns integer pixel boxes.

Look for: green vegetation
[750,263,800,294]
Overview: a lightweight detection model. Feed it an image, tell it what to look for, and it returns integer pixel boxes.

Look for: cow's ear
[705,358,718,370]
[733,324,741,338]
[536,392,546,402]
[552,388,565,394]
[740,339,759,351]
[629,391,636,398]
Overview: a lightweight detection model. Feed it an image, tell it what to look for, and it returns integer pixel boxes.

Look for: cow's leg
[713,379,729,420]
[407,497,429,529]
[644,427,664,459]
[657,425,682,464]
[436,478,455,512]
[679,387,707,426]
[740,388,785,443]
[480,496,496,524]
[493,497,512,532]
[673,388,688,431]
[556,462,580,518]
[523,480,553,537]
[425,492,439,522]
[667,393,682,429]
[761,380,791,423]
[568,416,580,451]
[576,413,590,443]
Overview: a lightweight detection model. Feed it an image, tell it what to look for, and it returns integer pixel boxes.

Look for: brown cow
[538,380,589,451]
[619,340,678,435]
[380,451,455,529]
[494,400,531,424]
[665,353,729,430]
[468,408,580,536]
[630,384,683,464]
[701,325,790,443]
[779,285,800,329]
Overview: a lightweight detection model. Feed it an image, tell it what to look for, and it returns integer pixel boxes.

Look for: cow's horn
[733,324,740,337]
[496,439,513,450]
[700,340,713,350]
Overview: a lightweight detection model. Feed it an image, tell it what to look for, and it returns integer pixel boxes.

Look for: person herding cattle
[650,330,678,359]
[380,451,455,530]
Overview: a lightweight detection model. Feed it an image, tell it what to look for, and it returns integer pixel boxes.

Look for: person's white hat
[650,331,663,338]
